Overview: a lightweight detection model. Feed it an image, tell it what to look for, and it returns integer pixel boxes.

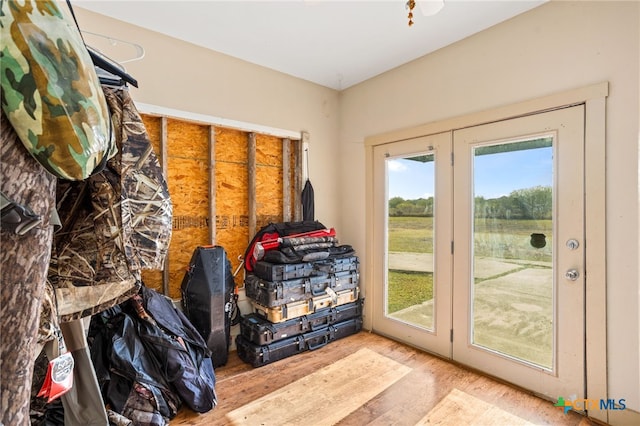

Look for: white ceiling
[75,0,547,90]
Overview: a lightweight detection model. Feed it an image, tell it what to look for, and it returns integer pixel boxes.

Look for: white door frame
[452,105,585,400]
[370,132,453,359]
[363,82,608,423]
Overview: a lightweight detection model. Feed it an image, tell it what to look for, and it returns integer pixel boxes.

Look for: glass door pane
[386,153,435,331]
[471,138,554,369]
[372,132,452,359]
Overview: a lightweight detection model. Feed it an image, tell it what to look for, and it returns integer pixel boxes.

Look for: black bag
[243,220,328,272]
[138,287,217,413]
[263,244,355,264]
[88,288,218,421]
[181,246,236,367]
[88,305,182,423]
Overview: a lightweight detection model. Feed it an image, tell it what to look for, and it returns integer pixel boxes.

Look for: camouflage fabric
[0,0,116,180]
[1,110,57,426]
[37,281,58,345]
[49,86,171,322]
[102,87,172,272]
[121,382,175,426]
[49,178,139,322]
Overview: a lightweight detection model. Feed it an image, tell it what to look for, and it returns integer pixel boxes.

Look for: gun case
[235,317,363,368]
[244,270,359,308]
[250,287,360,323]
[240,298,364,345]
[253,255,359,282]
[181,245,235,367]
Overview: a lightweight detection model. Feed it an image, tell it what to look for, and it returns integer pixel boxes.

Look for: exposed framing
[364,81,609,424]
[137,103,301,140]
[137,103,305,296]
[248,132,257,240]
[282,138,292,222]
[208,125,216,245]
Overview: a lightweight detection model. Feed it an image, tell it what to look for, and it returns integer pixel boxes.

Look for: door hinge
[451,241,454,254]
[450,329,454,342]
[451,152,454,166]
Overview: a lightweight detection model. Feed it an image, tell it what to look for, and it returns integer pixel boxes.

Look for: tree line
[389,185,552,220]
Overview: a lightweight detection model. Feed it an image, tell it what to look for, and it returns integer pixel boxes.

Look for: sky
[388,146,553,200]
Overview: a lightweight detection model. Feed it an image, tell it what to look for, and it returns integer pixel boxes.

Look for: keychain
[37,328,74,403]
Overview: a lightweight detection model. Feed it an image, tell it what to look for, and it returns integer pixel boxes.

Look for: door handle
[565,269,579,281]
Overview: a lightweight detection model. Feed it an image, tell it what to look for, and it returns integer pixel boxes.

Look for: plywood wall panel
[141,270,163,293]
[256,134,281,166]
[167,119,208,159]
[216,127,247,162]
[215,128,249,288]
[256,134,283,228]
[164,119,210,298]
[141,115,162,156]
[139,113,298,295]
[168,157,209,215]
[256,168,282,218]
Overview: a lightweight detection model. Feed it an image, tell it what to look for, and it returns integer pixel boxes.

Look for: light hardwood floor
[172,331,603,425]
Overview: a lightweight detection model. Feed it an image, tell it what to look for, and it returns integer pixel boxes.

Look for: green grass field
[387,270,433,313]
[387,216,552,312]
[388,216,552,258]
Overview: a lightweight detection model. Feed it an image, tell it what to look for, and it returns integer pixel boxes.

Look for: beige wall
[339,0,639,416]
[77,0,639,419]
[75,7,342,229]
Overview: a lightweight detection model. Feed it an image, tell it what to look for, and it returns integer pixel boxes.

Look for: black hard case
[235,317,363,368]
[181,245,235,367]
[253,255,359,282]
[240,299,364,345]
[244,270,359,308]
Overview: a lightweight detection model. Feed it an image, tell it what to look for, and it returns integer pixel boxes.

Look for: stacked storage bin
[236,255,363,367]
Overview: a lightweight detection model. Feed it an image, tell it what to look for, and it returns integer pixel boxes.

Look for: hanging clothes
[301,179,315,221]
[49,86,172,322]
[1,112,57,426]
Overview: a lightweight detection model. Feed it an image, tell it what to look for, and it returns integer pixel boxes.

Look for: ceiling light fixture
[407,0,445,26]
[406,0,416,26]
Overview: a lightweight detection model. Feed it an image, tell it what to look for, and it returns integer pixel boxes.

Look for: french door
[371,132,452,358]
[372,105,585,400]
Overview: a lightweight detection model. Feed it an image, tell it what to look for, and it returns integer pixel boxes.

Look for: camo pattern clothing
[1,111,57,426]
[102,86,172,272]
[0,0,116,180]
[49,86,172,322]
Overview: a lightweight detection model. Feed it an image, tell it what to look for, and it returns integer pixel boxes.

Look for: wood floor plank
[171,331,602,426]
[226,348,411,425]
[415,388,536,425]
